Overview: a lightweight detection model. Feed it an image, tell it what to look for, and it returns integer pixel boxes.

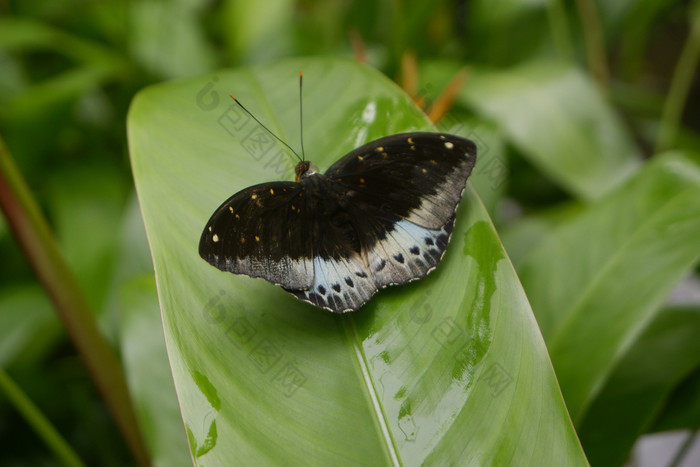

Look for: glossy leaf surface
[128,58,586,465]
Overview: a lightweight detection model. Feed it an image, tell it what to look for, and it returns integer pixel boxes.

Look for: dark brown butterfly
[199,131,476,313]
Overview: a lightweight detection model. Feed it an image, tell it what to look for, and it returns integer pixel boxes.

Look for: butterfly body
[199,132,476,313]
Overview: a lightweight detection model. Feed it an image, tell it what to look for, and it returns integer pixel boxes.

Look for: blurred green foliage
[1,0,700,465]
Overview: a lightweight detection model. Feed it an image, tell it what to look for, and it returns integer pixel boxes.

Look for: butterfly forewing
[325,133,476,229]
[199,181,315,289]
[199,132,477,313]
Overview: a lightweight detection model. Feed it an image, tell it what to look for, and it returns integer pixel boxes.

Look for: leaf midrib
[343,317,401,466]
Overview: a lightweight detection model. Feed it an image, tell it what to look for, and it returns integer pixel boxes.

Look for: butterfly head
[294,161,319,182]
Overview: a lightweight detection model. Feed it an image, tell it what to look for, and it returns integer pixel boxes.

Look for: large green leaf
[517,152,700,424]
[128,58,586,465]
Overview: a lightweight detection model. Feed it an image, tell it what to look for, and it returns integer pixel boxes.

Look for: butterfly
[199,131,477,313]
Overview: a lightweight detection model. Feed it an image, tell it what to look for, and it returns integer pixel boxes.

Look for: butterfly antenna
[299,70,306,161]
[228,95,302,162]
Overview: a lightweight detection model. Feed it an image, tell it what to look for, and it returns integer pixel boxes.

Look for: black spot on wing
[375,259,386,272]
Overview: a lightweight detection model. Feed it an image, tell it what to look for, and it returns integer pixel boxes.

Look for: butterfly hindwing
[286,255,377,312]
[288,218,454,313]
[367,218,453,288]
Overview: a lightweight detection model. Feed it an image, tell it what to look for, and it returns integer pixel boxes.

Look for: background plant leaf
[47,166,128,315]
[128,57,587,465]
[576,306,700,466]
[517,152,700,424]
[652,368,700,432]
[128,2,216,78]
[0,285,58,368]
[459,60,642,200]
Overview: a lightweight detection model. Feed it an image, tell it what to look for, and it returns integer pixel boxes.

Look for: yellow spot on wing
[251,194,258,200]
[270,188,275,195]
[255,235,260,242]
[375,146,384,152]
[228,206,234,213]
